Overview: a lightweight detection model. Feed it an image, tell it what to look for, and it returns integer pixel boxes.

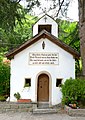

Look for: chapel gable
[33,14,58,37]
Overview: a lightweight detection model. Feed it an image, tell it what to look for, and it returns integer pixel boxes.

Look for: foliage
[26,0,40,12]
[0,14,37,51]
[24,83,30,87]
[0,55,10,96]
[14,14,37,41]
[0,95,6,102]
[57,19,80,75]
[0,0,39,32]
[57,19,80,52]
[0,0,38,52]
[14,92,21,100]
[0,0,25,32]
[61,78,85,107]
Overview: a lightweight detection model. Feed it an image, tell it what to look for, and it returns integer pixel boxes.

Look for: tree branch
[57,0,65,17]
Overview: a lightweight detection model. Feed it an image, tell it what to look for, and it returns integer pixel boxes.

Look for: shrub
[61,78,85,107]
[0,57,10,96]
[24,83,29,87]
[14,92,21,100]
[0,96,6,101]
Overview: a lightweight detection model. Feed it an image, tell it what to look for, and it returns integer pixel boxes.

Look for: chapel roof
[33,14,57,26]
[6,30,80,59]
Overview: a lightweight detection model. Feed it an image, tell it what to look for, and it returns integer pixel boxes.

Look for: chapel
[6,14,80,105]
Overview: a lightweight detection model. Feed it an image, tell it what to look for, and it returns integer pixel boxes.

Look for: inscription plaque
[29,52,59,65]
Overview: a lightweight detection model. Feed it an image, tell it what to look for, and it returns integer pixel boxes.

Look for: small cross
[44,16,47,22]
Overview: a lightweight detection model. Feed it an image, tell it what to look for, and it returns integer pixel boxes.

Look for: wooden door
[37,74,49,102]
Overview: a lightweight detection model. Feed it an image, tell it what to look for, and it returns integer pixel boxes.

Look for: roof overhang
[6,30,80,59]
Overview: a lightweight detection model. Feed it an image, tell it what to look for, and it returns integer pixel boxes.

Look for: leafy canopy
[0,0,25,31]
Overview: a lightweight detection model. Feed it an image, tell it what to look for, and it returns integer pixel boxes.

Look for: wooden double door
[37,74,49,102]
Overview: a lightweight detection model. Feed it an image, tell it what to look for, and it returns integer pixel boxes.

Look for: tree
[0,0,39,32]
[0,54,10,96]
[0,0,39,52]
[0,14,37,52]
[57,19,79,52]
[78,0,85,76]
[0,0,25,32]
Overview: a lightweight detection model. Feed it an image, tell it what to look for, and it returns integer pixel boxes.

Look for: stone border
[0,102,37,113]
[65,105,85,117]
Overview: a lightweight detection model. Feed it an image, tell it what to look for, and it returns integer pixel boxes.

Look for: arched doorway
[37,74,49,102]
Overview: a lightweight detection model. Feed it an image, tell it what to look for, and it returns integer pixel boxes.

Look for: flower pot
[72,103,76,108]
[69,103,77,109]
[17,99,31,103]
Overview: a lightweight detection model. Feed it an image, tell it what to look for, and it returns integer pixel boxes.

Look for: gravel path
[0,112,85,120]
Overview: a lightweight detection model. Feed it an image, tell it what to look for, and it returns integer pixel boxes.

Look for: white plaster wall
[10,38,75,105]
[33,15,58,37]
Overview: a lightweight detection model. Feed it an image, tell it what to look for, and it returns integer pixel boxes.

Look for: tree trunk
[78,0,85,76]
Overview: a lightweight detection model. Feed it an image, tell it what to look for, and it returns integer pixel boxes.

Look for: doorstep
[33,108,57,114]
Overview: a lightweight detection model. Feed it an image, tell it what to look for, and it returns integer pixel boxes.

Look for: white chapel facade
[6,14,79,105]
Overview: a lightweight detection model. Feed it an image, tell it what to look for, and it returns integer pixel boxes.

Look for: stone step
[37,102,49,109]
[33,108,57,114]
